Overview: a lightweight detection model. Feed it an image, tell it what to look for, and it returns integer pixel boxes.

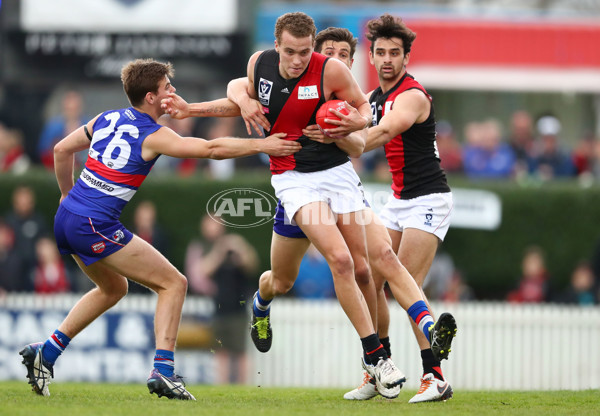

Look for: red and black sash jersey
[254,49,349,174]
[370,73,450,199]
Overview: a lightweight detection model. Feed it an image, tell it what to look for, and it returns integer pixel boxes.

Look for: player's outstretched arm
[53,116,99,202]
[161,93,241,119]
[142,127,301,160]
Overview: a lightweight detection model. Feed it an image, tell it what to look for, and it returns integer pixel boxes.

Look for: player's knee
[327,251,354,277]
[272,278,294,295]
[269,270,295,295]
[173,272,188,294]
[103,279,128,304]
[375,246,400,269]
[354,261,372,287]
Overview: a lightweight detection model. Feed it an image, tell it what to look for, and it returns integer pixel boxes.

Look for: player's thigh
[270,232,311,284]
[295,202,349,261]
[387,228,402,254]
[398,228,439,285]
[364,217,394,289]
[72,255,128,296]
[336,210,369,264]
[100,235,184,292]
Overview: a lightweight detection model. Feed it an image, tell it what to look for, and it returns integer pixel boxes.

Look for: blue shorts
[54,204,133,266]
[273,197,371,239]
[273,200,307,239]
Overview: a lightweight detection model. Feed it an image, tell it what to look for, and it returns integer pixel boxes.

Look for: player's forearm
[205,137,261,160]
[357,102,373,132]
[364,124,393,153]
[337,131,366,158]
[187,98,241,118]
[54,149,75,197]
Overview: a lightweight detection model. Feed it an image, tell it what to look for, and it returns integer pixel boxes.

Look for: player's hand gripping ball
[316,99,349,134]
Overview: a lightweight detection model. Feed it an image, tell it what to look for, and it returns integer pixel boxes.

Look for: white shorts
[379,192,453,241]
[271,161,367,225]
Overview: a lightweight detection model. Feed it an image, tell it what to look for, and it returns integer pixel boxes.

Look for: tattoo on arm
[198,105,235,115]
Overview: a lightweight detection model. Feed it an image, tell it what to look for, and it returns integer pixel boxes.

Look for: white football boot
[408,373,453,403]
[363,357,404,399]
[343,370,378,400]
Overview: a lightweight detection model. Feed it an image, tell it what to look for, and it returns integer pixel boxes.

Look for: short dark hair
[366,14,416,54]
[121,59,174,107]
[274,12,316,44]
[315,27,358,58]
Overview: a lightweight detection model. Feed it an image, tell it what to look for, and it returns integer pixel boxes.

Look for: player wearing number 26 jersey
[55,107,161,265]
[62,107,161,221]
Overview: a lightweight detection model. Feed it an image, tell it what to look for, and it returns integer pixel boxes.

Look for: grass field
[1,382,598,416]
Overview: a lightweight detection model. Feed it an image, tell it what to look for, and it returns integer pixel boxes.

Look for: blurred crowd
[1,184,599,306]
[1,89,600,184]
[359,109,598,185]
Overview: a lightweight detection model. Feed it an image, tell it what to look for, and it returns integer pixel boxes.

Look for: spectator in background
[128,200,169,294]
[38,89,88,169]
[571,131,598,182]
[132,200,168,256]
[506,110,535,179]
[435,120,462,174]
[423,250,456,301]
[0,219,20,293]
[440,271,475,303]
[529,115,575,180]
[423,250,474,303]
[205,118,237,180]
[292,244,335,299]
[0,124,30,174]
[185,214,258,384]
[554,261,597,306]
[507,245,550,303]
[33,236,71,294]
[462,119,515,179]
[4,186,48,291]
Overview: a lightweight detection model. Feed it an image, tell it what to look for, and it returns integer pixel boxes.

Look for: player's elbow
[210,152,226,160]
[347,141,365,158]
[204,142,227,160]
[345,134,366,158]
[53,140,70,158]
[346,148,363,158]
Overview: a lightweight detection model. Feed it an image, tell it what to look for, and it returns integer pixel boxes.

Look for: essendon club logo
[92,241,106,253]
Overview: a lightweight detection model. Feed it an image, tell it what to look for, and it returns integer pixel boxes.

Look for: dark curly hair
[365,14,416,54]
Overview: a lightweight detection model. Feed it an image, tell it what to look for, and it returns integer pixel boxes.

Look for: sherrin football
[316,99,349,132]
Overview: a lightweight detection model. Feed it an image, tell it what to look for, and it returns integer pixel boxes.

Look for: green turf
[0,382,598,416]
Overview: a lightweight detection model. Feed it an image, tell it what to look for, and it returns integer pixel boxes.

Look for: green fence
[2,170,598,300]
